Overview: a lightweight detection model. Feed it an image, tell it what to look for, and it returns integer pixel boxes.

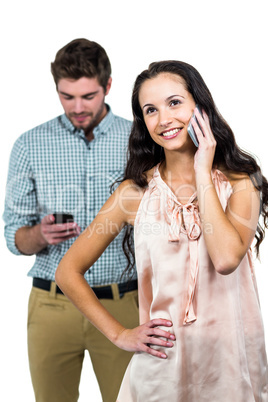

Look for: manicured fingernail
[161,354,167,359]
[167,342,173,347]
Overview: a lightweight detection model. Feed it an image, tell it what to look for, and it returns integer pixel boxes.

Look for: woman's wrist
[195,169,213,185]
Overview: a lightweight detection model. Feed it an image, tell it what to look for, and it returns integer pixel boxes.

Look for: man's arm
[3,136,80,256]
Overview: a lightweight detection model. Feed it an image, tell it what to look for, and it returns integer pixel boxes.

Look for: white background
[1,1,267,401]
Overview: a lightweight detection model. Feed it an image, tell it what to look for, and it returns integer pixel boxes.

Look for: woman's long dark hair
[122,60,268,276]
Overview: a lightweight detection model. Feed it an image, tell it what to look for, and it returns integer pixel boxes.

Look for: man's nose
[73,99,85,113]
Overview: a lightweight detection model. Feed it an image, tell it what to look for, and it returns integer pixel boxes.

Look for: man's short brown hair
[51,38,111,90]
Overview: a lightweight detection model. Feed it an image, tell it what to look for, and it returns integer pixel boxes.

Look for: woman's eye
[170,99,181,106]
[145,107,156,115]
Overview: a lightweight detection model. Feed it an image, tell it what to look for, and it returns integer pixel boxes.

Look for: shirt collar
[60,104,114,139]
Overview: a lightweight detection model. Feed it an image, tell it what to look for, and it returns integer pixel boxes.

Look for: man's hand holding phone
[40,213,80,245]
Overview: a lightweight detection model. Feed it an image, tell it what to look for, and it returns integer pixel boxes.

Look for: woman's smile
[161,127,182,139]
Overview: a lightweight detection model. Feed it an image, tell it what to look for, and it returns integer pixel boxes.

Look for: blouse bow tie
[166,198,201,243]
[166,196,201,326]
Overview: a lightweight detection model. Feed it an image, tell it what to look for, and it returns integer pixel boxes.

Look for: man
[3,38,138,402]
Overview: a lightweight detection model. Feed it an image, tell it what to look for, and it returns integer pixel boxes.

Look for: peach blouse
[117,164,268,401]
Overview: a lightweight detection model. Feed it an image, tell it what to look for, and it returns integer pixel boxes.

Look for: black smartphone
[53,213,74,224]
[187,105,203,147]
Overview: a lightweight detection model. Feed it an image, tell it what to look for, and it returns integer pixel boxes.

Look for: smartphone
[187,104,203,147]
[53,213,74,224]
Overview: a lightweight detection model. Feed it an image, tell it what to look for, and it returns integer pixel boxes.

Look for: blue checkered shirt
[3,106,136,285]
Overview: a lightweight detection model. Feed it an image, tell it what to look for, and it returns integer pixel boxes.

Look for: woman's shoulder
[115,180,146,225]
[217,167,257,192]
[119,166,157,191]
[116,179,145,204]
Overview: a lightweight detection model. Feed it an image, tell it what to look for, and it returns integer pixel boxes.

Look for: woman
[56,61,268,401]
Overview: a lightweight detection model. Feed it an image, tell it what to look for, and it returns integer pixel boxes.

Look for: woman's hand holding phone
[190,107,217,175]
[187,104,203,147]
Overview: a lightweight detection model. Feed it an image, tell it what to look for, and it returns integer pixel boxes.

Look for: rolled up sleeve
[3,136,38,255]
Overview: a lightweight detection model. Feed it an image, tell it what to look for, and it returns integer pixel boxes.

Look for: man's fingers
[41,214,55,225]
[44,222,78,234]
[40,214,80,245]
[49,233,80,245]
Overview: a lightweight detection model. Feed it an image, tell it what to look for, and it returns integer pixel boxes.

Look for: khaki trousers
[27,282,139,402]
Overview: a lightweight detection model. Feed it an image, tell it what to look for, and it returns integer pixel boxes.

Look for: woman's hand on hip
[115,318,176,359]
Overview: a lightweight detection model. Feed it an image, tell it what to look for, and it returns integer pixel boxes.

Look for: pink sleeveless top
[118,165,268,402]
